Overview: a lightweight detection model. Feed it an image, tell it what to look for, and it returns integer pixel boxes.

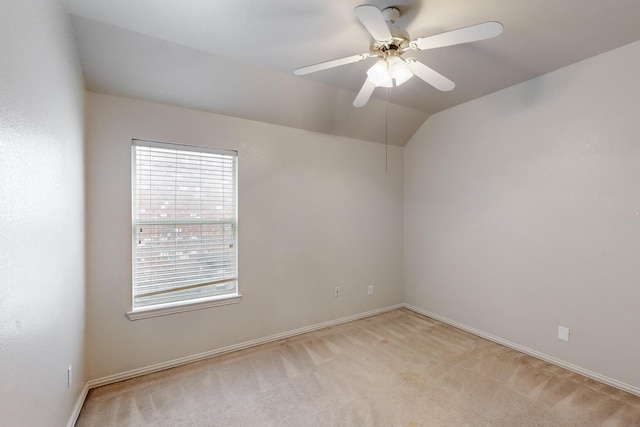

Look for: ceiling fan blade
[354,5,392,42]
[353,78,376,107]
[406,59,455,91]
[294,53,370,75]
[411,21,503,51]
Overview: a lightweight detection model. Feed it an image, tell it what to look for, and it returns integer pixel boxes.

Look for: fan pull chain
[385,88,389,173]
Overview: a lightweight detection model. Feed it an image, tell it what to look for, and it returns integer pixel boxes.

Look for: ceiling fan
[294,5,503,107]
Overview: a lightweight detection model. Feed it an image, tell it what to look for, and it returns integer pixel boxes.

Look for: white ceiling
[63,0,640,146]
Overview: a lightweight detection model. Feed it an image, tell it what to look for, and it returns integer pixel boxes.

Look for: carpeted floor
[76,309,640,426]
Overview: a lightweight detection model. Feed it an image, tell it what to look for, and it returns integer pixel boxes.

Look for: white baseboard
[67,383,89,427]
[402,303,640,397]
[87,304,404,389]
[77,301,638,423]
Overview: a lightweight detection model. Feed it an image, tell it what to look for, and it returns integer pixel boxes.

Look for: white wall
[405,40,640,390]
[85,92,404,380]
[0,1,86,426]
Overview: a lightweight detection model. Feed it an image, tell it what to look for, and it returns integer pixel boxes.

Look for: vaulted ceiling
[63,0,640,146]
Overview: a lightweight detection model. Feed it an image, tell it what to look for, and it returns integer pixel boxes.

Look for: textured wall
[84,93,404,380]
[0,0,86,425]
[404,40,640,390]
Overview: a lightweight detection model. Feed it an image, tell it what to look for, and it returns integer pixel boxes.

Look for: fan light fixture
[366,56,413,88]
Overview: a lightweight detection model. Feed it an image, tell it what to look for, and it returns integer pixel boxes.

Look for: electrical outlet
[368,285,374,295]
[334,286,340,297]
[67,365,72,388]
[558,326,570,342]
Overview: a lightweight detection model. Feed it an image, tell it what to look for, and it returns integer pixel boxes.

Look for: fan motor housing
[371,7,410,57]
[370,34,410,57]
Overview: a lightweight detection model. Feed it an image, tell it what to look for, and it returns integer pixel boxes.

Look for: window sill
[126,293,242,320]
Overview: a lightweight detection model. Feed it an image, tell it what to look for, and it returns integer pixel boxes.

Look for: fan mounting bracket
[381,7,400,23]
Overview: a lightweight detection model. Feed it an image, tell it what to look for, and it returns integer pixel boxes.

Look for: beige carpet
[76,309,640,426]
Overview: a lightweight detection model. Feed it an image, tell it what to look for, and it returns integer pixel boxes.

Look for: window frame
[127,139,241,320]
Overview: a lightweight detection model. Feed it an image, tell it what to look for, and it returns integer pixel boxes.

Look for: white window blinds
[131,139,238,309]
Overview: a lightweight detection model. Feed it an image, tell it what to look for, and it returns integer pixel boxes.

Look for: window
[128,139,239,319]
